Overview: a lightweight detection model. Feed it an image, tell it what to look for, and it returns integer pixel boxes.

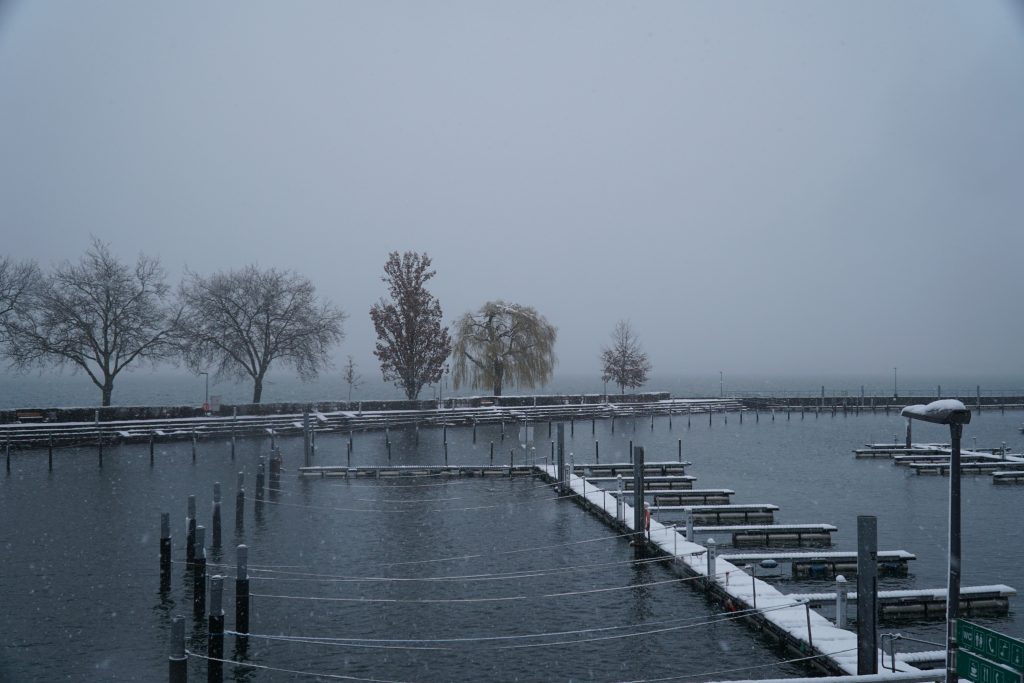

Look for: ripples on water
[1,408,1022,680]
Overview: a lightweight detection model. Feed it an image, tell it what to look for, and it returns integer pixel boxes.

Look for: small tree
[369,252,451,400]
[4,239,179,406]
[342,355,362,402]
[452,301,557,396]
[600,320,651,395]
[0,256,40,345]
[178,266,346,403]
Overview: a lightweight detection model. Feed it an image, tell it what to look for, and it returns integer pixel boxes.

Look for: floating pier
[651,503,779,525]
[619,488,735,505]
[789,584,1015,619]
[585,474,696,490]
[718,550,915,578]
[297,464,535,478]
[690,523,836,547]
[579,461,689,477]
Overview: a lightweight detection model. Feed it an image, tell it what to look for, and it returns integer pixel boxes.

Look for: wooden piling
[628,440,633,464]
[490,441,494,464]
[632,445,646,555]
[211,483,222,551]
[186,495,197,566]
[149,431,155,466]
[678,438,682,463]
[208,575,224,683]
[96,410,102,466]
[472,421,477,443]
[739,411,743,424]
[231,408,238,461]
[443,441,447,466]
[255,460,265,510]
[48,435,53,471]
[160,512,172,593]
[595,440,599,463]
[193,526,207,618]
[591,418,595,435]
[235,472,244,533]
[303,411,311,468]
[168,615,187,683]
[501,421,505,441]
[556,424,566,492]
[191,429,197,462]
[235,545,249,651]
[5,439,9,474]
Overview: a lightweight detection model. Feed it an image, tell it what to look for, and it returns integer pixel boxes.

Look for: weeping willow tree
[452,301,557,396]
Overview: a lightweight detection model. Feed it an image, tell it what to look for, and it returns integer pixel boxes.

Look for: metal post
[235,544,249,650]
[686,510,694,542]
[632,445,646,554]
[160,512,172,593]
[208,575,224,683]
[678,438,682,463]
[905,418,911,449]
[595,440,599,463]
[616,475,624,523]
[856,515,878,675]
[211,482,222,551]
[186,495,196,566]
[556,424,566,493]
[96,410,102,466]
[48,435,53,471]
[706,539,716,585]
[150,431,155,466]
[835,575,848,629]
[193,526,207,618]
[947,422,963,683]
[303,411,311,467]
[191,429,197,462]
[168,614,187,683]
[805,601,814,650]
[750,565,757,610]
[235,472,244,533]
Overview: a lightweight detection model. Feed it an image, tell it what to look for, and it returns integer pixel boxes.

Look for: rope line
[184,650,413,683]
[221,602,801,650]
[251,569,735,604]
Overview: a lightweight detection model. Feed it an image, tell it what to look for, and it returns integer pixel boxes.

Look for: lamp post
[893,367,898,399]
[439,363,450,409]
[199,372,209,412]
[901,399,971,683]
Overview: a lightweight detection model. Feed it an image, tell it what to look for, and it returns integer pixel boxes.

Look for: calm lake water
[2,407,1023,681]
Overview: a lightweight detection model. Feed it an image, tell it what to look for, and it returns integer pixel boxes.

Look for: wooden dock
[690,523,836,547]
[651,503,779,525]
[297,464,536,478]
[719,550,915,577]
[618,488,735,505]
[790,584,1015,619]
[585,475,696,490]
[578,461,689,477]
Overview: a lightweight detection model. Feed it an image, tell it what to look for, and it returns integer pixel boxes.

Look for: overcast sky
[1,1,1022,380]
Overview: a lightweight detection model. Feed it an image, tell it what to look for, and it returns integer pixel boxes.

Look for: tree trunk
[101,379,114,407]
[492,359,504,397]
[252,376,263,404]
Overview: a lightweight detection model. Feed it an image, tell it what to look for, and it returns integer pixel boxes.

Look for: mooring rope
[184,650,413,682]
[611,646,860,683]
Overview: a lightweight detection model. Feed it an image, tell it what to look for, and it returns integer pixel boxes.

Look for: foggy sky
[1,1,1023,380]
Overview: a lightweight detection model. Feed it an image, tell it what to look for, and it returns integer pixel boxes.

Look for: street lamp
[901,399,971,683]
[198,372,209,412]
[439,363,450,409]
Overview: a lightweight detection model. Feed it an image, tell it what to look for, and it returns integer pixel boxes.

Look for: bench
[15,410,45,423]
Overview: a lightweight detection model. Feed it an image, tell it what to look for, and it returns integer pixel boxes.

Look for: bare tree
[369,252,451,400]
[452,301,557,396]
[4,239,179,406]
[0,256,41,345]
[342,355,362,402]
[600,320,651,395]
[178,266,346,403]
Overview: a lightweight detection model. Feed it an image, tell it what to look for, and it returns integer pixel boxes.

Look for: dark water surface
[2,408,1023,681]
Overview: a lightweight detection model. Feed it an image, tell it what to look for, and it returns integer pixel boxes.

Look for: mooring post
[628,440,633,464]
[160,512,172,593]
[556,424,566,493]
[509,449,514,474]
[706,538,717,586]
[686,510,694,542]
[235,544,249,650]
[231,407,237,461]
[443,423,447,446]
[611,416,615,434]
[501,421,505,441]
[150,431,155,466]
[193,526,207,618]
[616,475,623,523]
[856,515,878,675]
[303,411,311,467]
[472,421,476,443]
[186,495,197,566]
[235,472,244,533]
[805,601,814,650]
[191,429,197,462]
[96,410,102,466]
[632,445,646,555]
[835,575,848,628]
[255,459,265,509]
[905,418,911,449]
[211,482,222,551]
[595,440,599,463]
[48,435,53,471]
[168,614,187,683]
[591,418,595,435]
[269,428,276,451]
[5,439,10,474]
[651,413,654,430]
[208,575,224,683]
[677,438,682,463]
[570,417,574,437]
[739,411,743,425]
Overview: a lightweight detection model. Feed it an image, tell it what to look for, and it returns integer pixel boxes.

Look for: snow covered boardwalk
[539,463,926,677]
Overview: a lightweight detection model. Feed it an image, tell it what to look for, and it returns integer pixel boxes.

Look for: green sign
[959,650,1023,683]
[959,620,1024,672]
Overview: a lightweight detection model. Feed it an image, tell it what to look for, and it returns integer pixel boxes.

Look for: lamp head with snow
[900,399,972,425]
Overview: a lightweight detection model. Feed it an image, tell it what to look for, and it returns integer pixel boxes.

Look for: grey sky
[1,1,1022,379]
